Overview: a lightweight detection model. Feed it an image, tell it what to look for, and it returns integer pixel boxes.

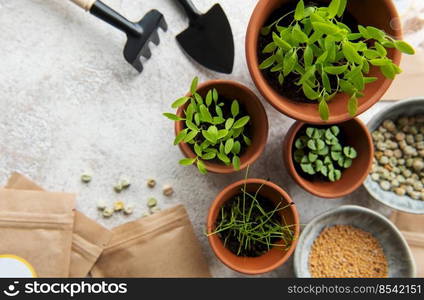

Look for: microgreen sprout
[294,125,357,181]
[208,180,296,257]
[260,0,415,120]
[164,77,252,174]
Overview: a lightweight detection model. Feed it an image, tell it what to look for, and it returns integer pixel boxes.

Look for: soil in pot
[257,0,359,104]
[213,189,295,257]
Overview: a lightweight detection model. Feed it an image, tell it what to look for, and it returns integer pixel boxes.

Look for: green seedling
[294,125,357,182]
[164,77,252,174]
[260,0,415,121]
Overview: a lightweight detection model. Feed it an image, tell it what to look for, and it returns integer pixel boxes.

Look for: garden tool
[174,0,234,74]
[70,0,167,72]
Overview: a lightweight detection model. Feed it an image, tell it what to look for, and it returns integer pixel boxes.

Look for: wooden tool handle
[70,0,96,11]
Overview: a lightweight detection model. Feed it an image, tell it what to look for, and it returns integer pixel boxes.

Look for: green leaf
[232,141,241,154]
[299,66,316,84]
[202,130,217,144]
[295,138,305,149]
[312,22,339,35]
[380,64,396,79]
[232,155,241,171]
[272,32,292,51]
[337,0,347,17]
[174,129,188,145]
[364,77,378,84]
[283,50,298,76]
[369,58,391,66]
[190,77,199,94]
[197,160,207,174]
[194,143,203,157]
[243,135,252,146]
[217,152,230,164]
[342,42,362,64]
[163,113,184,121]
[225,118,234,130]
[302,83,320,100]
[319,100,330,121]
[199,104,213,123]
[308,152,318,162]
[205,91,213,106]
[316,50,328,65]
[374,42,387,56]
[183,130,199,143]
[194,93,203,104]
[339,79,356,95]
[348,94,358,117]
[212,89,218,102]
[330,126,340,136]
[186,120,198,131]
[327,0,341,19]
[217,129,229,140]
[278,73,285,85]
[343,146,357,159]
[292,26,308,43]
[263,42,277,54]
[328,169,341,182]
[366,26,386,42]
[331,151,342,160]
[394,40,415,55]
[202,152,216,160]
[259,55,276,69]
[261,26,271,36]
[304,45,314,67]
[171,96,190,109]
[301,163,316,175]
[194,113,200,126]
[233,116,250,129]
[294,0,305,21]
[224,139,234,154]
[179,157,196,166]
[324,64,348,75]
[231,100,239,117]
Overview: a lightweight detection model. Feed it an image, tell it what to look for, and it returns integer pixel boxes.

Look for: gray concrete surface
[0,0,415,277]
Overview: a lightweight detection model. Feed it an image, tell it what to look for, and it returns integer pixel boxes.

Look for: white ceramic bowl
[294,205,416,278]
[364,98,424,214]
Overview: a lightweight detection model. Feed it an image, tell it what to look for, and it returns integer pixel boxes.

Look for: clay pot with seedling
[246,0,414,123]
[164,78,268,174]
[284,118,374,198]
[207,178,300,274]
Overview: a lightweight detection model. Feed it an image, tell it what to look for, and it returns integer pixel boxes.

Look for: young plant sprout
[208,181,296,257]
[294,125,357,181]
[164,77,252,174]
[260,0,415,120]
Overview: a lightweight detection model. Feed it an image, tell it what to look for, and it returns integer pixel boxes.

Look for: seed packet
[91,205,211,277]
[5,172,112,278]
[390,211,424,277]
[0,188,74,277]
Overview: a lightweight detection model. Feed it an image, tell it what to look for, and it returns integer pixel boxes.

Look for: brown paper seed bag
[0,189,74,277]
[91,204,211,278]
[5,172,112,278]
[390,211,424,277]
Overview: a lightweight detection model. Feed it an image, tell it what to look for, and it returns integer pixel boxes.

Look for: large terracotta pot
[207,178,300,274]
[246,0,402,124]
[175,80,269,174]
[283,118,374,198]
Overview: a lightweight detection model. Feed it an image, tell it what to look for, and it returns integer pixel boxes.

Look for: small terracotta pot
[207,178,300,274]
[246,0,402,124]
[283,118,374,199]
[175,80,269,174]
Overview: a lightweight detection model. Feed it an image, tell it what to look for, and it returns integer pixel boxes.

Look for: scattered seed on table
[163,185,174,197]
[147,179,156,188]
[97,200,107,211]
[102,207,114,218]
[81,173,92,183]
[141,212,150,218]
[150,207,161,214]
[147,197,157,208]
[123,203,135,215]
[114,183,123,193]
[114,201,125,211]
[120,178,131,189]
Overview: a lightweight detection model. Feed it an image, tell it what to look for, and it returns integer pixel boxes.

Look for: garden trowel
[70,0,167,73]
[174,0,234,74]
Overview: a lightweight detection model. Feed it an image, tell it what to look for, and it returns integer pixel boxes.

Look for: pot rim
[207,178,300,274]
[284,118,374,198]
[245,0,402,125]
[174,79,269,174]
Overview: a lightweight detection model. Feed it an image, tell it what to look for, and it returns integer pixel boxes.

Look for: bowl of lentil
[364,98,424,214]
[294,205,416,278]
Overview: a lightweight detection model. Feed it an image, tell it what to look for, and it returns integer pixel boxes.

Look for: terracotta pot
[207,178,300,274]
[283,118,374,199]
[246,0,402,124]
[175,80,269,174]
